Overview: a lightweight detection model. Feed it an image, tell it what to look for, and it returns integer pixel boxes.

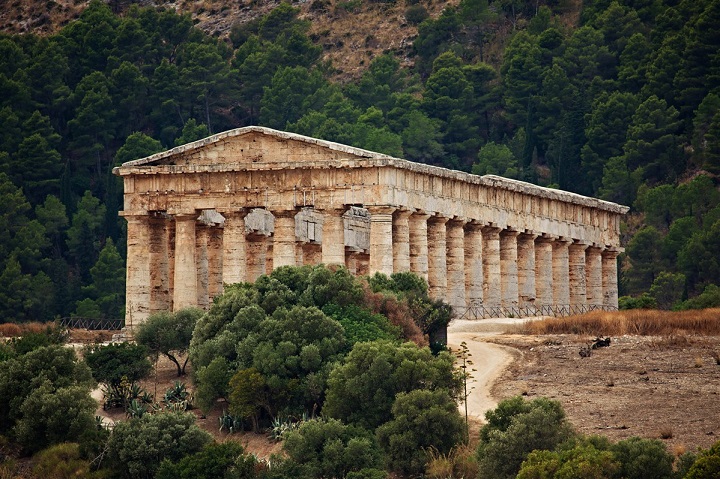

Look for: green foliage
[156,441,259,479]
[83,342,152,387]
[648,271,686,309]
[472,141,519,178]
[517,442,619,479]
[323,340,459,430]
[610,436,674,479]
[684,439,720,479]
[283,418,385,479]
[33,443,105,479]
[106,412,213,479]
[476,396,576,479]
[228,368,268,432]
[618,293,657,310]
[376,389,465,475]
[136,308,202,376]
[675,284,720,310]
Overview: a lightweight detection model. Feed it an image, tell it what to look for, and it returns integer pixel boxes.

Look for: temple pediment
[118,126,392,169]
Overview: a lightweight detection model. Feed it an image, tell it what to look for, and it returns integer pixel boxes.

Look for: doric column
[602,249,621,308]
[271,209,297,269]
[500,229,520,309]
[367,206,396,276]
[446,218,466,312]
[207,225,223,300]
[195,223,210,310]
[321,207,347,267]
[427,215,449,299]
[552,238,571,309]
[220,209,248,286]
[123,213,151,328]
[246,234,267,282]
[518,232,538,309]
[569,241,590,310]
[464,222,483,306]
[409,212,430,281]
[392,210,412,273]
[482,226,502,310]
[534,236,554,310]
[173,212,198,312]
[586,246,603,307]
[149,214,171,315]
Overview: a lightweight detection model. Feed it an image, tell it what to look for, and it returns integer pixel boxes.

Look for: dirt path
[447,318,531,420]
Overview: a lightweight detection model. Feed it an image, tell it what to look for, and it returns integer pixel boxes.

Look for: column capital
[366,205,397,216]
[269,208,298,219]
[217,207,249,219]
[410,210,432,221]
[447,217,468,227]
[569,240,591,251]
[393,208,414,220]
[500,228,521,238]
[481,224,502,237]
[428,214,450,225]
[464,219,486,232]
[519,230,539,240]
[535,233,557,244]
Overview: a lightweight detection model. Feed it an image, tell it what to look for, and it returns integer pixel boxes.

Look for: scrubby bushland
[323,340,459,430]
[476,396,576,479]
[155,441,260,479]
[106,412,212,479]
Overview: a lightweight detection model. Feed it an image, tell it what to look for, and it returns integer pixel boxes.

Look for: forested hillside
[1,0,719,321]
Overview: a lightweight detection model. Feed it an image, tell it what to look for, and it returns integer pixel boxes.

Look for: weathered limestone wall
[116,127,628,327]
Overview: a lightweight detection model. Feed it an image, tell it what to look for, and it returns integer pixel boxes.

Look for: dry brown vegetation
[0,321,61,338]
[516,309,720,336]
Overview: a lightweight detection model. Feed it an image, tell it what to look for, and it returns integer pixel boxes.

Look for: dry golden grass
[425,444,478,479]
[519,309,720,336]
[0,323,22,338]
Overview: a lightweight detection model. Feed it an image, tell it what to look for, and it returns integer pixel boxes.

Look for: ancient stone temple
[114,126,628,328]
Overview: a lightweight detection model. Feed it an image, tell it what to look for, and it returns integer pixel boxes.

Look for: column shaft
[173,213,198,311]
[221,210,248,286]
[368,206,396,276]
[246,235,267,282]
[149,215,171,315]
[534,238,554,309]
[427,216,449,299]
[464,223,483,305]
[392,210,412,273]
[569,242,589,310]
[272,209,297,269]
[207,226,223,300]
[518,233,537,308]
[195,224,210,310]
[602,250,621,308]
[482,227,501,310]
[124,214,151,328]
[500,230,520,309]
[322,208,347,266]
[552,239,571,308]
[409,212,430,281]
[446,219,466,311]
[586,247,603,307]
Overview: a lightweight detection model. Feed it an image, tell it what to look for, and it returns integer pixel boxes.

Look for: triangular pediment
[119,126,394,169]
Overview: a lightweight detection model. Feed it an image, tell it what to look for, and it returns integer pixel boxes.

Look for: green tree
[625,226,664,294]
[106,412,213,479]
[376,389,465,476]
[648,272,686,310]
[175,118,209,146]
[83,342,152,389]
[136,308,203,376]
[66,190,106,281]
[283,418,385,479]
[685,439,720,479]
[476,396,576,479]
[323,341,459,430]
[610,436,675,479]
[84,238,125,318]
[156,441,259,479]
[517,442,619,479]
[114,132,163,165]
[228,368,268,432]
[260,66,330,129]
[472,141,519,178]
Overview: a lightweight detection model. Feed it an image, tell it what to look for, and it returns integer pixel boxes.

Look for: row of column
[124,206,621,325]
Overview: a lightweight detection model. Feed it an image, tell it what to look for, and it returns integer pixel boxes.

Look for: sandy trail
[447,317,536,420]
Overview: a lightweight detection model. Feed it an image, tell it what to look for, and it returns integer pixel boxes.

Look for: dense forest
[1,0,719,321]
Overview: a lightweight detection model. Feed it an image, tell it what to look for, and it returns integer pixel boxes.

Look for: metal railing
[59,317,125,330]
[457,301,618,319]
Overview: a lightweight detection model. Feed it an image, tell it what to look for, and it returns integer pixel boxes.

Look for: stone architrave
[321,207,347,267]
[517,232,538,309]
[392,210,412,273]
[464,222,483,306]
[220,209,248,286]
[172,212,198,311]
[271,209,298,269]
[123,213,151,328]
[552,238,572,309]
[602,249,621,308]
[367,206,396,276]
[500,229,520,309]
[482,226,502,310]
[408,212,430,281]
[428,215,449,299]
[568,241,590,310]
[585,246,603,307]
[446,218,467,311]
[534,236,554,310]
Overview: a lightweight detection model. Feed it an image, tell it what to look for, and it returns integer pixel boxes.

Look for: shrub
[676,283,720,310]
[155,441,258,479]
[376,389,464,476]
[33,443,102,479]
[610,436,674,479]
[476,396,576,479]
[517,443,619,479]
[681,439,720,479]
[83,342,152,387]
[106,412,212,479]
[619,293,657,310]
[405,4,429,24]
